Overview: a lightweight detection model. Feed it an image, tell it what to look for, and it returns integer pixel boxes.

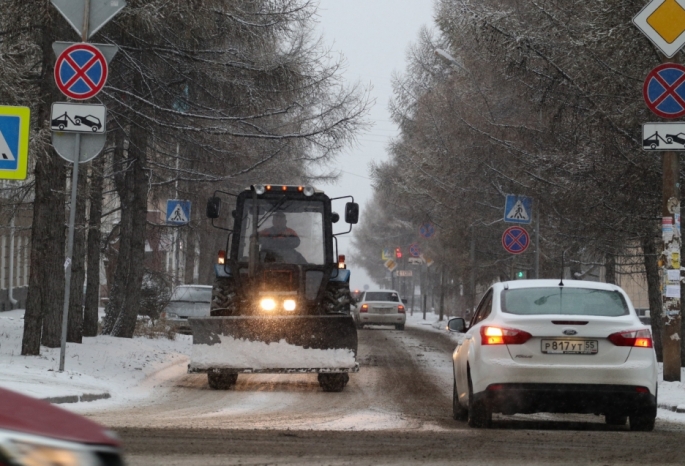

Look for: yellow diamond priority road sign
[634,0,685,58]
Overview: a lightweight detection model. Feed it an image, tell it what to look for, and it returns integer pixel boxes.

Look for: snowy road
[80,325,685,464]
[82,325,456,431]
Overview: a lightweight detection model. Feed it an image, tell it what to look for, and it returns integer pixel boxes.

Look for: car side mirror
[345,202,359,224]
[447,317,466,333]
[331,212,340,223]
[206,197,221,219]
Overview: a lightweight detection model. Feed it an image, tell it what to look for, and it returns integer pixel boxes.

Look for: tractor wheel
[318,373,349,392]
[323,282,351,315]
[210,277,237,316]
[207,372,238,390]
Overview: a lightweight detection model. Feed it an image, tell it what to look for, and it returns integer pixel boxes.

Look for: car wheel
[629,412,656,431]
[453,378,468,421]
[75,118,81,124]
[605,414,627,426]
[58,124,65,130]
[395,324,405,330]
[667,138,673,143]
[318,373,349,392]
[92,126,98,132]
[467,372,491,428]
[207,372,238,390]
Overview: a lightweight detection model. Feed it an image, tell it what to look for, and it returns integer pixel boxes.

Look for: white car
[449,279,658,430]
[353,290,406,330]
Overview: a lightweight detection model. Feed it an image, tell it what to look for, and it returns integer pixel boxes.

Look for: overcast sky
[314,0,436,290]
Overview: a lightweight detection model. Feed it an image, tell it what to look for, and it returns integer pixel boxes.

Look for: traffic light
[395,247,402,259]
[515,270,527,280]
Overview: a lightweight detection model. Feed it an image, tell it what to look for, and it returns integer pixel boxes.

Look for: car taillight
[360,304,368,313]
[398,305,405,313]
[217,250,226,265]
[608,329,653,348]
[480,326,532,345]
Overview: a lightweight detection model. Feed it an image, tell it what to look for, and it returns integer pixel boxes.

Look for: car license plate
[541,339,598,354]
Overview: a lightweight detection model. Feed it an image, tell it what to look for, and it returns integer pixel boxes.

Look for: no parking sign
[502,226,530,255]
[54,43,108,100]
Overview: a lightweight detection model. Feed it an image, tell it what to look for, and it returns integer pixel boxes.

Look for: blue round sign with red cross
[54,43,108,100]
[643,63,685,119]
[409,243,421,257]
[502,226,530,255]
[419,222,436,239]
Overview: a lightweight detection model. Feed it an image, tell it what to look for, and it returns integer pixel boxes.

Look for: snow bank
[405,311,465,345]
[191,335,357,370]
[0,310,191,408]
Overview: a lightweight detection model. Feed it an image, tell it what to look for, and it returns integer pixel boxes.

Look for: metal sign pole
[59,134,81,372]
[59,0,89,373]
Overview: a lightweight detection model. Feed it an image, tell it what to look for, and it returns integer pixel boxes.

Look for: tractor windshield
[239,199,325,265]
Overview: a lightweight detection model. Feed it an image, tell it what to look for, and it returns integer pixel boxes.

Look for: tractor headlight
[260,298,276,311]
[303,186,315,197]
[283,299,297,311]
[254,184,266,195]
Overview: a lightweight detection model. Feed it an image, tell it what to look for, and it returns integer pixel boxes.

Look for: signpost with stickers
[633,0,684,381]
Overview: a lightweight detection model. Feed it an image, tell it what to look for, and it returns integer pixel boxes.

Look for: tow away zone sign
[643,122,685,150]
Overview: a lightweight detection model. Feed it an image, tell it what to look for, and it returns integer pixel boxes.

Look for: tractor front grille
[262,269,295,291]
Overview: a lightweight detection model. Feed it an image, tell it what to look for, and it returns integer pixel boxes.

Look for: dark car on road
[0,387,123,465]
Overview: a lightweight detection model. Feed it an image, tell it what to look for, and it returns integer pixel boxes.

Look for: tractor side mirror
[331,212,340,223]
[345,202,359,224]
[206,197,221,219]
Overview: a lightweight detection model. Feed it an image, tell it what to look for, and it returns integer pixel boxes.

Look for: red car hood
[0,387,119,447]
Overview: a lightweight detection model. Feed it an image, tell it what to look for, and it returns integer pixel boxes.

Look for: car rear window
[171,286,212,303]
[364,292,400,302]
[501,287,629,317]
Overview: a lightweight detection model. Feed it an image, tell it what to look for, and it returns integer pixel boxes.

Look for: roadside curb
[43,392,111,404]
[658,402,685,414]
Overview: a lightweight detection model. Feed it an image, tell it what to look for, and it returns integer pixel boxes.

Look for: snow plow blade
[187,315,359,374]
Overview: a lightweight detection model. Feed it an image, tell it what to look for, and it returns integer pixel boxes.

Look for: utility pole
[534,202,540,279]
[661,148,681,381]
[438,264,445,321]
[470,225,476,313]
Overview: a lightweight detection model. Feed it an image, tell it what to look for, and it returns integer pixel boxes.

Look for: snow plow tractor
[188,184,360,392]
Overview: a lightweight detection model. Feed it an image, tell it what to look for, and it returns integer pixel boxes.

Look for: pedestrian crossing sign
[166,199,191,225]
[0,106,30,180]
[504,195,533,224]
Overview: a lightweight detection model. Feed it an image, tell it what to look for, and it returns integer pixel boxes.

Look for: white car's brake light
[360,304,368,313]
[480,326,532,345]
[608,329,653,348]
[398,305,405,314]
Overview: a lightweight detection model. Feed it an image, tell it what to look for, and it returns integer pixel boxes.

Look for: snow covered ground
[0,309,191,408]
